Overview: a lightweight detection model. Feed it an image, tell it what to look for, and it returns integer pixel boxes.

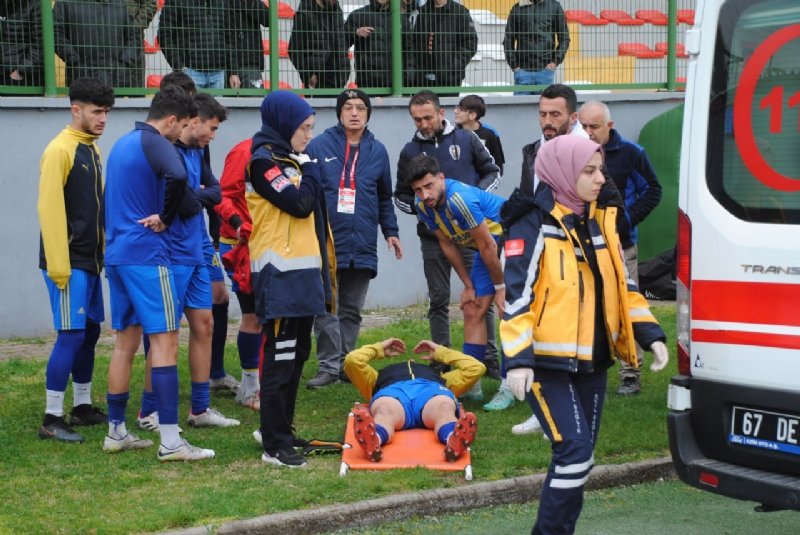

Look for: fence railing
[0,0,692,97]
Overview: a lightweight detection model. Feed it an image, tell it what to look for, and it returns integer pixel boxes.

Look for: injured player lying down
[343,338,484,462]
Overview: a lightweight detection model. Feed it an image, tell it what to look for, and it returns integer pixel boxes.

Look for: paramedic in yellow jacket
[37,77,115,444]
[343,338,484,463]
[247,91,336,468]
[499,135,669,535]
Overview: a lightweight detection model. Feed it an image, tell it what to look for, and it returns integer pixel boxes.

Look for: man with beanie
[247,91,336,467]
[305,89,403,389]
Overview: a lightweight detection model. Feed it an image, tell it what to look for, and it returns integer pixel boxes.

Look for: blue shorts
[203,237,225,283]
[106,264,179,334]
[41,269,104,330]
[172,264,212,310]
[470,250,495,298]
[372,378,457,430]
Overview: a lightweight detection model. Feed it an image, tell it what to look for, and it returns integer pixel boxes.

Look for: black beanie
[336,88,372,122]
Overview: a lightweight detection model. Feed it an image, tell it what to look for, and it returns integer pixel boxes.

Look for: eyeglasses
[342,103,368,112]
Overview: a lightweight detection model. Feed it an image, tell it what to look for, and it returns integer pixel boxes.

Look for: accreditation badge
[338,187,356,214]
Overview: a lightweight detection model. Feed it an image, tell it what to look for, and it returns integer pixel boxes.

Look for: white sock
[108,421,128,440]
[73,382,92,406]
[45,389,65,417]
[160,424,181,449]
[499,378,509,391]
[241,369,259,395]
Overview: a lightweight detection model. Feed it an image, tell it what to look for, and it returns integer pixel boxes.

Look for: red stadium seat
[636,9,669,26]
[264,80,294,90]
[655,42,688,58]
[262,39,289,58]
[346,81,358,89]
[157,0,164,10]
[263,1,296,19]
[618,42,665,59]
[144,38,160,54]
[600,10,645,26]
[564,10,608,26]
[678,9,695,25]
[146,74,163,88]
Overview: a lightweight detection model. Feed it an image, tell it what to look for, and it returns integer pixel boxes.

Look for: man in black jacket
[1,0,43,87]
[288,0,349,90]
[503,0,570,95]
[229,0,270,89]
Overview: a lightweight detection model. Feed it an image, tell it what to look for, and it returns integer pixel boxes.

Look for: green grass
[0,304,676,534]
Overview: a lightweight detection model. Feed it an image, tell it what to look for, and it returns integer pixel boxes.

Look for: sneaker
[136,411,183,433]
[617,376,641,396]
[485,358,502,380]
[38,415,84,443]
[158,439,215,462]
[68,404,107,426]
[187,407,240,428]
[352,405,382,462]
[209,374,240,394]
[459,380,484,402]
[262,447,308,468]
[483,387,515,411]
[306,371,339,390]
[235,387,260,411]
[444,409,478,462]
[511,414,542,435]
[103,433,153,453]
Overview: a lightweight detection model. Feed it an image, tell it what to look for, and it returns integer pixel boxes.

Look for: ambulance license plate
[729,406,800,456]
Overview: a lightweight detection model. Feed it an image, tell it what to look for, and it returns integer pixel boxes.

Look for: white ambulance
[667,0,800,511]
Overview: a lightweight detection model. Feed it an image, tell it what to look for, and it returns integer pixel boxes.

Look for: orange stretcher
[339,404,474,480]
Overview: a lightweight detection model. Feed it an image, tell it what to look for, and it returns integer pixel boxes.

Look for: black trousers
[258,316,313,452]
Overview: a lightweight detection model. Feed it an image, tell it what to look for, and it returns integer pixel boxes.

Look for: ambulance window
[707,0,800,224]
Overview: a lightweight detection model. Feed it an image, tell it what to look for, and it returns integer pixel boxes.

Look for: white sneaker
[157,439,215,462]
[511,414,542,435]
[253,429,262,446]
[103,433,153,453]
[187,407,240,428]
[136,411,183,433]
[209,374,240,394]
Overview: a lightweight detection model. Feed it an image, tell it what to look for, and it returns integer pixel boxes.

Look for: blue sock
[462,342,486,363]
[375,424,389,446]
[191,381,210,415]
[107,391,129,425]
[46,330,85,391]
[437,421,456,445]
[71,322,100,384]
[238,331,261,370]
[140,389,157,417]
[210,303,229,379]
[152,365,179,425]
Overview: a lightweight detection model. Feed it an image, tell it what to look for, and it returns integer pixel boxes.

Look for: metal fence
[0,0,694,97]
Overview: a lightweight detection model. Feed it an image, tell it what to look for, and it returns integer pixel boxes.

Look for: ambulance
[667,0,800,510]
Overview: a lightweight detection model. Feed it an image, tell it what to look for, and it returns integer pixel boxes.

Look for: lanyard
[339,143,359,190]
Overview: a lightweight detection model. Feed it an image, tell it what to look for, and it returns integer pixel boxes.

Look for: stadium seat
[346,81,358,89]
[618,42,665,59]
[600,10,645,26]
[564,10,608,26]
[655,42,688,58]
[636,9,669,26]
[144,38,159,54]
[146,74,163,88]
[157,0,164,10]
[264,80,293,90]
[678,9,696,25]
[262,39,289,58]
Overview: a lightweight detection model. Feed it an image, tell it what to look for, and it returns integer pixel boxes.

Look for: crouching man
[343,338,485,462]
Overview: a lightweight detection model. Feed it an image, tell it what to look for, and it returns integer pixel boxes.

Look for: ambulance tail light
[676,209,691,376]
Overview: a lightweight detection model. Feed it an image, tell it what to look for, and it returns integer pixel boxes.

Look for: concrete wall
[0,91,682,337]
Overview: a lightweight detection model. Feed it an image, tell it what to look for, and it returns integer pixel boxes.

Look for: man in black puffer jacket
[289,0,349,90]
[228,0,270,89]
[1,0,44,87]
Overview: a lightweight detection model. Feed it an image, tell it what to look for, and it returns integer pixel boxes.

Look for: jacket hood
[251,125,292,157]
[414,117,456,141]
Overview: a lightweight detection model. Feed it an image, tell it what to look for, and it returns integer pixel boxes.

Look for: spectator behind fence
[54,0,148,88]
[578,100,663,397]
[344,0,415,89]
[228,0,270,89]
[159,0,236,89]
[454,95,506,177]
[289,0,349,90]
[411,0,477,94]
[127,1,158,87]
[1,0,43,87]
[503,0,570,96]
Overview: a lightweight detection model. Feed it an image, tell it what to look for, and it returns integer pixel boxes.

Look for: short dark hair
[147,85,197,121]
[68,77,115,108]
[160,71,197,96]
[457,94,485,119]
[541,84,578,114]
[195,93,227,122]
[406,154,441,185]
[408,90,440,111]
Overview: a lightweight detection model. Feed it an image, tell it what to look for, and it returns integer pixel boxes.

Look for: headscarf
[258,90,315,145]
[534,135,601,216]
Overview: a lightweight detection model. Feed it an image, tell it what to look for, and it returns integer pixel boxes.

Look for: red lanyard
[339,143,359,190]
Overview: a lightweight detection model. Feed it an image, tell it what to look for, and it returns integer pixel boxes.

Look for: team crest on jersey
[449,144,461,161]
[504,239,525,257]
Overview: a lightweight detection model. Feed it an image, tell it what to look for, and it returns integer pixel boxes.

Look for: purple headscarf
[534,135,602,216]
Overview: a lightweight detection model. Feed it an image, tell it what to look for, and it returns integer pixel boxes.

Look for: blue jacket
[603,129,662,248]
[307,124,398,277]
